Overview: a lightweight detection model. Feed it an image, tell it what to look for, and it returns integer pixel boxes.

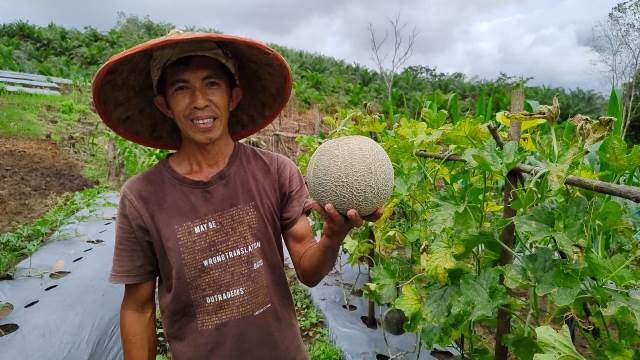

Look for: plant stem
[498,306,536,332]
[480,172,487,226]
[469,321,474,355]
[604,250,640,282]
[550,124,559,162]
[598,308,611,340]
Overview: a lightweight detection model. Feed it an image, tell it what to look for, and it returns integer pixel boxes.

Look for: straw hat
[92,32,292,150]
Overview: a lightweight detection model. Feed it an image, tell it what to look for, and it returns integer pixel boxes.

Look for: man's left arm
[284,203,381,287]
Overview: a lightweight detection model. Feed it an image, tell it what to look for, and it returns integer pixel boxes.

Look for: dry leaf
[52,260,65,273]
[0,303,13,321]
[49,271,71,280]
[0,323,19,337]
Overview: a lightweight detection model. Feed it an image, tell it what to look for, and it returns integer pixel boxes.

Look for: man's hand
[284,202,384,287]
[310,202,383,244]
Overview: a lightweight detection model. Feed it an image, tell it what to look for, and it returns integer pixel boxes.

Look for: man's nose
[192,87,209,109]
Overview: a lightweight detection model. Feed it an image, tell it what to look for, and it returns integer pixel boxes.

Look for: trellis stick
[487,123,526,184]
[415,152,640,203]
[366,226,377,329]
[494,88,524,360]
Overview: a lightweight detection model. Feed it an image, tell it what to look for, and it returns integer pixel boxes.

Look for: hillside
[0,15,609,122]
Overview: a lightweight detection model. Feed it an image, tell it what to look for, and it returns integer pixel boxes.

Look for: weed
[0,186,106,275]
[110,133,169,179]
[308,341,343,360]
[287,268,343,360]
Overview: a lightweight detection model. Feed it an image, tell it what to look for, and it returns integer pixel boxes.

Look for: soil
[0,136,94,233]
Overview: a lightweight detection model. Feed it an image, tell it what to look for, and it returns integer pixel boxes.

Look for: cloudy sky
[0,0,622,93]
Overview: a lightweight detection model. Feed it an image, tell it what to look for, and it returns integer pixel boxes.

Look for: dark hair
[156,55,237,96]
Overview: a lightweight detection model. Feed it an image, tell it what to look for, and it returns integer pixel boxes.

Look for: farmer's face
[154,56,242,148]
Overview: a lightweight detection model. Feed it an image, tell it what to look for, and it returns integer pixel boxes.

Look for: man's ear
[229,87,243,111]
[153,95,174,119]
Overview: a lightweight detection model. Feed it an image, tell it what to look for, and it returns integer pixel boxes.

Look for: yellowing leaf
[485,202,503,212]
[521,119,547,131]
[424,245,457,284]
[496,112,509,127]
[395,284,423,322]
[575,168,599,179]
[375,200,397,227]
[520,134,537,152]
[437,165,451,183]
[0,303,14,321]
[452,243,465,255]
[496,111,547,130]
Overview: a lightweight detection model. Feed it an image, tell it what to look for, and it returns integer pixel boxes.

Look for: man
[92,32,382,359]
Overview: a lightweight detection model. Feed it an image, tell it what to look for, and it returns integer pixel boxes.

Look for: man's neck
[168,136,236,181]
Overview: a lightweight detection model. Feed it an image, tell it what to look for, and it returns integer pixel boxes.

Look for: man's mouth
[191,116,217,129]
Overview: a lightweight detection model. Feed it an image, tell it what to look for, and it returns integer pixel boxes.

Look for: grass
[0,90,77,138]
[0,87,110,183]
[287,268,343,360]
[0,186,106,276]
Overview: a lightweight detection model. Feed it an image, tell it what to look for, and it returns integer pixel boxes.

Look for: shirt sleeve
[277,154,313,233]
[108,191,159,284]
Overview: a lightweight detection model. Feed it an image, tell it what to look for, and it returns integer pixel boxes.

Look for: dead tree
[368,15,418,123]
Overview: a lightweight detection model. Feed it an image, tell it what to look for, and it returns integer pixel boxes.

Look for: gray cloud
[0,0,623,92]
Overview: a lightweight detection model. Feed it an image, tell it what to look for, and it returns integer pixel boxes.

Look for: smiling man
[92,32,382,360]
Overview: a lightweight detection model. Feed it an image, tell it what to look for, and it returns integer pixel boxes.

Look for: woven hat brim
[92,33,292,150]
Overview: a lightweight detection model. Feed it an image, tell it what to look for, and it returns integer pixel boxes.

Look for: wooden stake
[495,88,523,360]
[366,226,377,329]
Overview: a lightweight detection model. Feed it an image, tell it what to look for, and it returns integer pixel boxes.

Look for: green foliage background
[2,14,639,359]
[297,96,640,358]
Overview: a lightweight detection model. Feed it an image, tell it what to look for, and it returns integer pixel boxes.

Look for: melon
[382,308,407,335]
[305,135,394,216]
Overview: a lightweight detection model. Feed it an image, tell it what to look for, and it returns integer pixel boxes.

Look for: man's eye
[172,85,187,93]
[207,81,221,88]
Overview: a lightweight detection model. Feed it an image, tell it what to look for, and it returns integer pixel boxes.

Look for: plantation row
[297,92,640,359]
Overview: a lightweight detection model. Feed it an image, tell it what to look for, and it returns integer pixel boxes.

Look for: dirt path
[0,137,94,233]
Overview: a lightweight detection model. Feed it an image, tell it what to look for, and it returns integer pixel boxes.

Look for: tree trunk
[622,59,639,139]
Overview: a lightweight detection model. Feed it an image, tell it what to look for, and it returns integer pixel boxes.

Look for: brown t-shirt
[109,142,312,360]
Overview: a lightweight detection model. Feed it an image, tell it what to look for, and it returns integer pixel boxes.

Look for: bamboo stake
[415,151,640,203]
[494,88,524,360]
[366,226,377,329]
